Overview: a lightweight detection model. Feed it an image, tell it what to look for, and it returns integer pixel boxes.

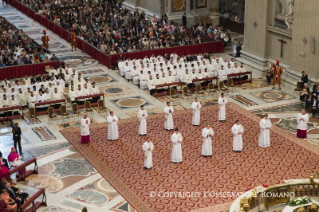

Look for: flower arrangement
[288,196,312,206]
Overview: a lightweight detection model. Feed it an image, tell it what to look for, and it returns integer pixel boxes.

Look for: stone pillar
[122,0,137,11]
[209,0,220,26]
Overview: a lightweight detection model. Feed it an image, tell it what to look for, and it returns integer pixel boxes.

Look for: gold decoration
[310,173,318,186]
[172,0,186,12]
[310,203,318,209]
[298,206,306,212]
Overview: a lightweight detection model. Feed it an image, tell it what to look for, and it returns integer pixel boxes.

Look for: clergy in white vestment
[296,109,309,138]
[27,91,37,108]
[107,111,119,140]
[137,105,148,135]
[202,124,214,157]
[171,128,183,163]
[164,102,174,130]
[218,65,228,83]
[218,93,227,121]
[232,120,244,152]
[191,98,202,126]
[258,114,272,148]
[81,113,91,144]
[142,137,154,169]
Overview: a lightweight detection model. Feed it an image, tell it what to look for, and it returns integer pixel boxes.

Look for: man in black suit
[6,182,24,208]
[301,71,308,89]
[0,151,9,169]
[30,75,37,84]
[182,12,187,27]
[12,123,22,155]
[37,73,45,82]
[311,96,318,117]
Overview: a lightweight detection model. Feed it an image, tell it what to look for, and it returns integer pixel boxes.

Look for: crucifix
[278,39,287,58]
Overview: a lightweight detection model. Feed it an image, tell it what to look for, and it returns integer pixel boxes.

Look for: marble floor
[0,3,318,212]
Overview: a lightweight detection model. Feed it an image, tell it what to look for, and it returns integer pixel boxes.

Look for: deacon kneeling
[202,124,214,157]
[171,128,183,163]
[137,105,148,135]
[232,120,244,152]
[142,137,154,170]
[81,113,91,144]
[191,98,202,126]
[258,114,272,148]
[107,111,119,140]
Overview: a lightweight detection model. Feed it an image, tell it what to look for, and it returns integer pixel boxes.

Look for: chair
[206,82,218,98]
[195,84,205,99]
[47,107,57,123]
[97,99,108,115]
[169,88,180,104]
[60,104,70,122]
[72,103,82,120]
[84,100,94,116]
[183,86,192,101]
[218,81,229,95]
[29,108,36,118]
[293,81,303,96]
[227,78,236,92]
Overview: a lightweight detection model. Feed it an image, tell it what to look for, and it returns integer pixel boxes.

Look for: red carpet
[60,103,319,212]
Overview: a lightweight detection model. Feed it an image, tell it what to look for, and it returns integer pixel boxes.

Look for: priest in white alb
[232,120,244,152]
[296,109,309,138]
[137,105,148,135]
[107,111,119,140]
[202,124,214,157]
[142,137,154,170]
[171,128,183,163]
[258,114,272,148]
[164,102,174,130]
[191,98,202,126]
[218,93,227,122]
[81,113,91,144]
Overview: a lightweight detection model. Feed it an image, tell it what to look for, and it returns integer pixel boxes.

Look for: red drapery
[0,61,60,80]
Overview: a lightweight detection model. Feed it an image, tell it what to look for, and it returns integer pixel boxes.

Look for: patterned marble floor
[0,3,318,212]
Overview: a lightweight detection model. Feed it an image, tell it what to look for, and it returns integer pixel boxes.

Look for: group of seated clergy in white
[118,53,248,95]
[0,65,100,115]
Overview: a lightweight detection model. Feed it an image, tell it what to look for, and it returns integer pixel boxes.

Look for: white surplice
[202,127,214,156]
[218,97,227,121]
[142,141,154,168]
[191,101,202,125]
[171,132,183,163]
[137,109,148,135]
[81,117,91,136]
[164,106,174,130]
[107,115,119,140]
[232,124,244,151]
[297,113,309,130]
[258,118,272,148]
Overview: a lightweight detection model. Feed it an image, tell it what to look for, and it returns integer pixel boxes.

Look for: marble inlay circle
[104,88,124,93]
[89,76,111,84]
[116,98,146,108]
[263,92,283,99]
[97,179,116,191]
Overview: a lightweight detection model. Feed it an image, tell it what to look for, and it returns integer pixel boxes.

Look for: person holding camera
[12,123,22,156]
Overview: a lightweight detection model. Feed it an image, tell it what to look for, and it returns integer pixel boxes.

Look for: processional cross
[278,39,287,58]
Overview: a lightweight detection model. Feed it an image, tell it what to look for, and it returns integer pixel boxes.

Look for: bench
[8,158,38,182]
[19,188,47,212]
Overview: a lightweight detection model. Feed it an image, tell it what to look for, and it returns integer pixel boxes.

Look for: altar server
[296,109,309,138]
[258,114,272,148]
[191,98,202,126]
[107,111,119,140]
[164,102,174,130]
[81,113,91,144]
[202,124,214,157]
[142,137,154,169]
[171,128,183,163]
[218,93,227,122]
[137,105,148,135]
[232,120,244,152]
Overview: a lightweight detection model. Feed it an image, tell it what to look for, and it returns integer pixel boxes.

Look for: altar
[282,200,319,212]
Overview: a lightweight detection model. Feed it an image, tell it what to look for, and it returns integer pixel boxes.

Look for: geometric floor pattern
[60,103,319,212]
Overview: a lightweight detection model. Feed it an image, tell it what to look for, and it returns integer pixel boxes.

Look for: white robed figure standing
[202,125,214,157]
[296,109,309,138]
[218,93,227,121]
[258,114,272,148]
[191,98,202,126]
[80,113,91,144]
[171,128,183,163]
[232,120,244,152]
[107,111,119,140]
[164,102,174,130]
[137,105,148,135]
[142,137,154,169]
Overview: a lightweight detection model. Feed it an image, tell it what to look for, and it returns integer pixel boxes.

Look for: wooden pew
[8,158,38,182]
[19,188,47,212]
[191,76,218,91]
[154,82,183,97]
[0,105,24,121]
[35,99,66,115]
[227,71,252,85]
[75,93,104,108]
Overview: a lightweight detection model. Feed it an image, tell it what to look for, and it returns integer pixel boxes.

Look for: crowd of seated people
[0,16,59,67]
[118,52,248,95]
[0,64,100,115]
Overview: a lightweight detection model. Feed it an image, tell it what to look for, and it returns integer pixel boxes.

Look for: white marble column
[209,0,220,26]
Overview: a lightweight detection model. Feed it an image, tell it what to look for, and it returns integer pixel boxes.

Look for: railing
[8,158,38,181]
[0,105,24,121]
[219,17,244,35]
[34,99,66,115]
[19,188,47,212]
